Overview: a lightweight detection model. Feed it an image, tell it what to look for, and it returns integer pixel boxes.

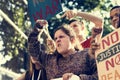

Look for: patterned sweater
[28,31,98,80]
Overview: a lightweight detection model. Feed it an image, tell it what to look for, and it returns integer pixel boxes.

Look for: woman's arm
[16,73,26,80]
[62,10,104,28]
[28,20,49,61]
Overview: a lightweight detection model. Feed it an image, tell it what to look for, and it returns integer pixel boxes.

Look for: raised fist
[35,19,48,29]
[33,19,48,33]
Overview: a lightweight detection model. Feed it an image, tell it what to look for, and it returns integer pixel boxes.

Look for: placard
[28,0,62,27]
[96,28,120,80]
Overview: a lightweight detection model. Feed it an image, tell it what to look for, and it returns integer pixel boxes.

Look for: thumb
[61,13,66,19]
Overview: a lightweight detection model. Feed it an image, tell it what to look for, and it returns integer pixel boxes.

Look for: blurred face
[54,30,73,55]
[30,56,40,64]
[110,8,120,29]
[69,21,83,34]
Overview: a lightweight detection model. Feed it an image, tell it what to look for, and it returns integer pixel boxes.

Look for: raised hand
[61,10,78,19]
[33,19,48,33]
[62,73,80,80]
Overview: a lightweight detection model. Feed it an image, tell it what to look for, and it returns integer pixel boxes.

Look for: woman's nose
[112,16,118,22]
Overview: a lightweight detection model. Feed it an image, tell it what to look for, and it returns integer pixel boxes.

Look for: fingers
[61,13,66,19]
[35,19,48,29]
[69,75,80,80]
[33,19,48,34]
[36,19,48,26]
[61,10,77,19]
[62,73,73,80]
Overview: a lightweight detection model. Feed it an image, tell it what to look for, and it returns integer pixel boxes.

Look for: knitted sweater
[28,31,98,80]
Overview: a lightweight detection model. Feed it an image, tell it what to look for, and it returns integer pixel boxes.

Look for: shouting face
[54,29,74,56]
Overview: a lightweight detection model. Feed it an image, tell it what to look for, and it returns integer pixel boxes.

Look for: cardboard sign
[28,0,62,27]
[96,28,120,80]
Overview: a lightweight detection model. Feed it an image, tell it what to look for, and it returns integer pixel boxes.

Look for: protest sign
[28,0,62,27]
[96,28,120,80]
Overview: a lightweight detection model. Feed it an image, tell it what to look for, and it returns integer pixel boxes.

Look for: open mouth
[57,44,61,47]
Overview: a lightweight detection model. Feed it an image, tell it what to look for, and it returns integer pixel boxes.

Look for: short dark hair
[68,17,83,24]
[110,6,120,11]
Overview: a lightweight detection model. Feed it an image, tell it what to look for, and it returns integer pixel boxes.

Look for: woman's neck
[77,35,85,42]
[35,63,41,70]
[62,48,76,57]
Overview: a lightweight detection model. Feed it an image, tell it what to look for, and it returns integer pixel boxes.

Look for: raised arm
[28,20,48,59]
[62,10,103,48]
[62,10,104,28]
[16,73,26,80]
[76,11,103,28]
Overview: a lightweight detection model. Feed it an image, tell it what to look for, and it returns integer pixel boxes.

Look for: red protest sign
[28,0,62,27]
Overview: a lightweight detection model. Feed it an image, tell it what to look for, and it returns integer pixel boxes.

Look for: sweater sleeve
[28,30,41,58]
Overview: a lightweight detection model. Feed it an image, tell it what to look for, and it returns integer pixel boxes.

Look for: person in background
[110,6,120,29]
[28,20,98,80]
[89,6,120,58]
[89,5,120,58]
[62,10,103,50]
[17,20,48,80]
[17,55,47,80]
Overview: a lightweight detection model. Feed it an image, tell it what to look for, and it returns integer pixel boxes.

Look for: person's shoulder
[81,48,89,52]
[76,48,89,55]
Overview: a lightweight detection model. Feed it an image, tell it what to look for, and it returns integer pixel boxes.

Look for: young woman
[17,55,47,80]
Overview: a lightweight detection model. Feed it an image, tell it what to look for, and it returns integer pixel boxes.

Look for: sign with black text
[96,28,120,80]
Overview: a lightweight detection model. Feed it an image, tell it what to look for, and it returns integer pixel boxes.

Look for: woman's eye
[115,13,120,17]
[54,38,57,41]
[59,36,65,38]
[54,35,65,41]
